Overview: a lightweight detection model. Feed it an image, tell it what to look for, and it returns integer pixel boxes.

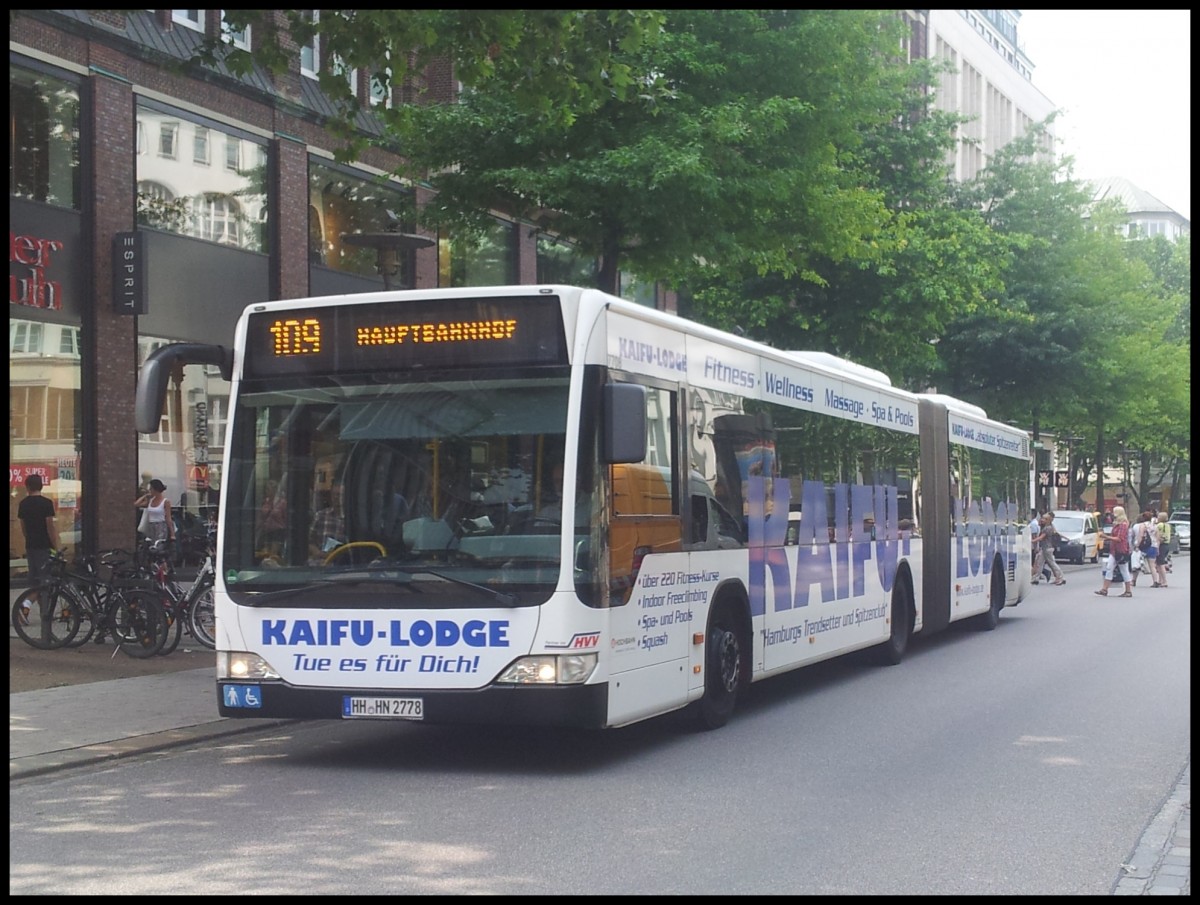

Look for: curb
[1113,760,1191,895]
[9,718,300,781]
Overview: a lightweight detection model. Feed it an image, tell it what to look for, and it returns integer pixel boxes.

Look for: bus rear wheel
[877,580,912,666]
[695,602,745,731]
[976,563,1005,631]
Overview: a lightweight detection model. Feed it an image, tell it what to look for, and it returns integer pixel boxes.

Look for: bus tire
[695,600,746,731]
[877,578,913,666]
[976,561,1005,631]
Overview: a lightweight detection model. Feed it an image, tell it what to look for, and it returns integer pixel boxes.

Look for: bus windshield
[221,373,572,606]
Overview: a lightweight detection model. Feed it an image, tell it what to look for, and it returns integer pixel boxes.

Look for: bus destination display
[244,295,568,377]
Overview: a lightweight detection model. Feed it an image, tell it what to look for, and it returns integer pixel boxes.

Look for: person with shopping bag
[1095,506,1133,597]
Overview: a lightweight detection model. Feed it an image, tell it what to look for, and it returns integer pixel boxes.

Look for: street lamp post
[1120,446,1134,512]
[340,230,435,291]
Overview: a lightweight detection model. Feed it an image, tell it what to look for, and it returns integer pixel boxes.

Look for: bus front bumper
[217,680,609,728]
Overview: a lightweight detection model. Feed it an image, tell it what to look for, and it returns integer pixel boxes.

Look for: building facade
[1087,177,1191,241]
[9,10,667,577]
[924,10,1057,180]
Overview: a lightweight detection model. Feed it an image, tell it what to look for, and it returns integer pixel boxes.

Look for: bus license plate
[342,696,424,720]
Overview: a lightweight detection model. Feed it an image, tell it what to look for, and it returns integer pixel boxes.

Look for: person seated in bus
[308,482,346,564]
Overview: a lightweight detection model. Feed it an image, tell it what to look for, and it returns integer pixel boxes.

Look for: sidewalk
[9,585,292,780]
[10,665,292,779]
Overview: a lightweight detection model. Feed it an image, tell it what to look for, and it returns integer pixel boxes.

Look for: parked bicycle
[134,534,216,653]
[11,549,169,657]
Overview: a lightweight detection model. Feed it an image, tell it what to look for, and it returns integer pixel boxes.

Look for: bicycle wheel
[62,594,99,646]
[107,590,168,658]
[186,583,216,650]
[156,595,184,656]
[12,587,82,649]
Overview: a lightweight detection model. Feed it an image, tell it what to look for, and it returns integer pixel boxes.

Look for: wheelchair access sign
[223,685,262,709]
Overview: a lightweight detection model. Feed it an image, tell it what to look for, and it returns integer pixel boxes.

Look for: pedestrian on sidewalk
[135,478,175,545]
[1032,512,1066,586]
[1153,513,1172,587]
[17,473,61,624]
[1095,505,1133,597]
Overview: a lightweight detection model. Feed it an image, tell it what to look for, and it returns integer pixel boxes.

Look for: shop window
[9,63,81,209]
[136,102,268,253]
[536,234,598,285]
[11,316,83,577]
[308,158,416,284]
[441,218,517,287]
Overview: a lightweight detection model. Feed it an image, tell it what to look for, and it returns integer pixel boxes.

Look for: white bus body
[136,286,1032,730]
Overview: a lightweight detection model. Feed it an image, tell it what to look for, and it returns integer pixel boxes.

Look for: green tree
[681,53,1007,387]
[213,11,923,295]
[395,10,923,294]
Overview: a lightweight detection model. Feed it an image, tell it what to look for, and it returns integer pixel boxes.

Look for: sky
[1017,9,1191,222]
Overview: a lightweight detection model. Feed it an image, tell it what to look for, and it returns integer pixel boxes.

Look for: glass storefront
[9,319,83,572]
[440,217,517,286]
[136,337,230,551]
[10,60,83,577]
[308,158,417,286]
[135,101,269,253]
[9,64,81,209]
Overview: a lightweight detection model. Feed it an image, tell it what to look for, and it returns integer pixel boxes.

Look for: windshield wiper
[386,565,520,607]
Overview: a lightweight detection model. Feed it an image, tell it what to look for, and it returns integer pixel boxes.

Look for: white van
[1049,510,1100,564]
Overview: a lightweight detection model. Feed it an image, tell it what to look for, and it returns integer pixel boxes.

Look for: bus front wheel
[696,602,745,731]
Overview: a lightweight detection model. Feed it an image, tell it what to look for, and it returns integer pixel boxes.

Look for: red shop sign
[10,464,55,487]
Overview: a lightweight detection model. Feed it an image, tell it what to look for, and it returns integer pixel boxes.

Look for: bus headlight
[218,651,281,680]
[496,653,598,685]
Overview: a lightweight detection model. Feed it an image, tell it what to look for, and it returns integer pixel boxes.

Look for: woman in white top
[1128,512,1158,587]
[135,478,176,544]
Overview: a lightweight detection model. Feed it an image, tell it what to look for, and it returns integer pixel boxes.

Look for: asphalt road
[9,556,1190,895]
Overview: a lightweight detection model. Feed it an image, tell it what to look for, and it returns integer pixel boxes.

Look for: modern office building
[922,9,1057,178]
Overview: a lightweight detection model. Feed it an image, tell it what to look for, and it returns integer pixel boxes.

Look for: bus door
[605,385,692,725]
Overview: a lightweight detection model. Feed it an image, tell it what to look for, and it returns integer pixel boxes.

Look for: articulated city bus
[136,285,1032,730]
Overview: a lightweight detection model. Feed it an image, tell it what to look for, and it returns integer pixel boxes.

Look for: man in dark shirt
[17,473,60,623]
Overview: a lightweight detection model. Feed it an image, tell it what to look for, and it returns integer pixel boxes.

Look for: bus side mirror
[135,342,233,434]
[603,383,647,464]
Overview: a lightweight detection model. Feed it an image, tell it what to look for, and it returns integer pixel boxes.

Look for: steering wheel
[323,541,388,566]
